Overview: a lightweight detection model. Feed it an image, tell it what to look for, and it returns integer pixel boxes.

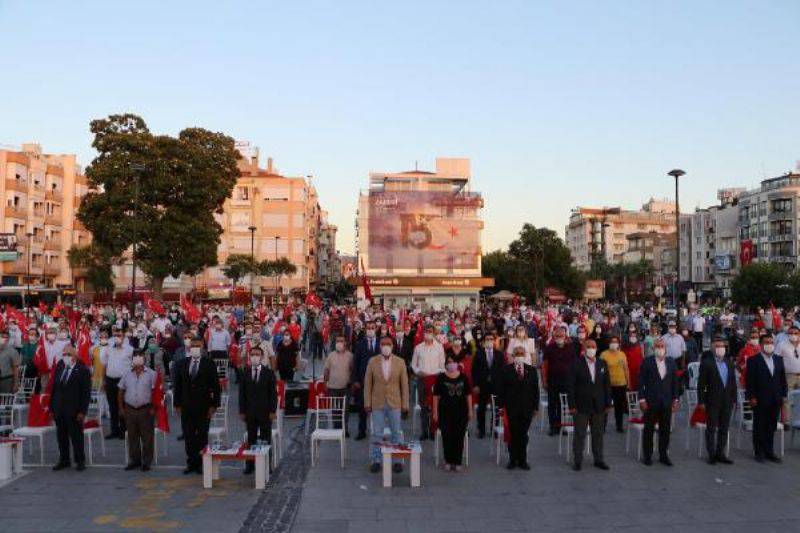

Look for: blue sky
[1,1,798,254]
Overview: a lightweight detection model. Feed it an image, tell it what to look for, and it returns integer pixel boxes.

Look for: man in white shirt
[691,313,705,351]
[207,318,231,359]
[776,326,800,422]
[43,326,70,371]
[411,325,445,440]
[100,328,134,439]
[660,322,686,368]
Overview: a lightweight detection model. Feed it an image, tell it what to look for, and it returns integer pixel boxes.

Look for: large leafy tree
[67,244,116,295]
[589,257,654,303]
[483,224,586,301]
[221,254,258,287]
[731,263,794,309]
[78,114,240,297]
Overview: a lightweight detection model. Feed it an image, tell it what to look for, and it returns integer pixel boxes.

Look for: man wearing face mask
[697,337,737,464]
[50,346,91,471]
[43,326,70,374]
[660,322,687,370]
[100,328,134,439]
[542,326,577,436]
[637,339,680,466]
[775,326,800,424]
[497,346,540,470]
[239,347,277,474]
[323,336,353,435]
[737,330,763,386]
[173,339,221,474]
[567,339,611,471]
[118,350,157,471]
[472,332,504,439]
[0,331,20,394]
[350,321,382,440]
[275,333,299,381]
[506,325,536,366]
[364,337,409,473]
[746,335,788,463]
[411,325,446,440]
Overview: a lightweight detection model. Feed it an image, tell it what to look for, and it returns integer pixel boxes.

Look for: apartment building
[0,143,91,291]
[316,212,341,294]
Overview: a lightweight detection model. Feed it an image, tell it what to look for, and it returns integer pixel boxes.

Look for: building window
[262,214,289,228]
[771,198,792,213]
[235,187,249,201]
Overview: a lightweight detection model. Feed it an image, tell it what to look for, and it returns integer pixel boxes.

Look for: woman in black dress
[432,355,473,471]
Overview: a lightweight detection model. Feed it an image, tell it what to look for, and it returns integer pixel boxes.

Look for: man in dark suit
[697,336,737,464]
[566,339,611,471]
[397,322,416,375]
[472,332,505,439]
[239,347,277,474]
[351,321,380,440]
[50,345,91,471]
[173,338,221,474]
[746,335,788,463]
[497,346,540,470]
[637,338,680,466]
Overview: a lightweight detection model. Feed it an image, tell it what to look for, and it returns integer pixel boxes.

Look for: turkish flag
[33,336,49,375]
[740,239,753,267]
[152,372,169,433]
[77,326,92,367]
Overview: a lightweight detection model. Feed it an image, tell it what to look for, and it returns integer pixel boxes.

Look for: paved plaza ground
[2,386,800,532]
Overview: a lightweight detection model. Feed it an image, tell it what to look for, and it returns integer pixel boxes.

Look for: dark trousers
[440,416,468,466]
[574,412,604,465]
[104,376,125,436]
[245,415,272,469]
[547,381,567,432]
[417,377,432,437]
[476,391,492,436]
[693,332,704,351]
[55,413,85,465]
[181,411,210,470]
[507,412,533,465]
[354,387,367,436]
[753,403,780,458]
[327,388,349,432]
[705,404,732,458]
[610,386,627,431]
[125,405,155,467]
[643,405,672,460]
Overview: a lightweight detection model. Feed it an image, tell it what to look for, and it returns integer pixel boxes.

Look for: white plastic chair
[735,389,785,457]
[686,362,700,390]
[489,395,505,465]
[310,395,346,467]
[558,392,588,463]
[625,391,647,460]
[12,378,37,427]
[0,393,14,434]
[11,424,55,465]
[83,391,106,465]
[789,390,800,447]
[434,428,469,467]
[207,393,229,444]
[538,389,549,432]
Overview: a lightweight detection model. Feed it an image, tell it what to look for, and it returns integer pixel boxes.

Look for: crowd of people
[0,297,796,476]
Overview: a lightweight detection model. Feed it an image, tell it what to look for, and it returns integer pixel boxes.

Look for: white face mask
[190,347,202,359]
[655,348,666,359]
[445,362,458,373]
[424,333,434,342]
[132,356,145,367]
[555,337,565,347]
[62,354,72,365]
[335,342,345,352]
[749,339,759,346]
[381,345,392,357]
[629,337,637,344]
[668,328,677,335]
[609,343,619,351]
[714,347,726,359]
[790,335,799,343]
[514,356,526,365]
[250,356,261,366]
[763,344,775,355]
[47,334,56,342]
[585,349,597,359]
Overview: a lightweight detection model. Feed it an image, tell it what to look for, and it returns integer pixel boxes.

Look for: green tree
[77,114,240,297]
[221,254,258,288]
[67,244,116,294]
[269,257,297,292]
[731,263,792,309]
[483,224,586,301]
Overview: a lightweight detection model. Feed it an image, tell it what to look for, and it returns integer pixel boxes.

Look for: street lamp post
[248,225,257,304]
[129,163,145,315]
[274,235,280,299]
[25,231,33,308]
[668,169,686,321]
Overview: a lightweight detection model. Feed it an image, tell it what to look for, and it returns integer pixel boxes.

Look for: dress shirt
[251,364,261,382]
[381,356,391,381]
[324,351,353,389]
[586,357,596,382]
[207,329,231,351]
[762,354,775,376]
[411,341,445,376]
[101,343,134,379]
[44,339,70,370]
[655,357,667,379]
[505,337,536,366]
[692,315,705,333]
[715,358,729,386]
[119,367,156,407]
[660,333,686,360]
[776,341,800,374]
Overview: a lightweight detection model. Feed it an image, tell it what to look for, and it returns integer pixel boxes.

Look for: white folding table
[202,443,271,490]
[381,443,422,488]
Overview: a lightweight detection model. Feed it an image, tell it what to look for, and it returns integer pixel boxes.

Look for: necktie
[487,350,493,366]
[190,360,198,378]
[516,363,524,379]
[62,366,72,383]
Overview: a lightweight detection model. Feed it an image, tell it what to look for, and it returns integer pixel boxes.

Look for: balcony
[3,259,27,275]
[768,211,793,221]
[43,264,61,276]
[4,205,26,219]
[771,255,796,263]
[768,233,793,242]
[44,239,60,251]
[5,179,27,192]
[45,189,63,202]
[45,213,62,226]
[30,209,44,219]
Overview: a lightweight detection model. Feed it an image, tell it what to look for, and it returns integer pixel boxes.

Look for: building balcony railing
[5,179,27,192]
[771,255,796,263]
[44,239,60,251]
[45,189,63,202]
[768,212,793,221]
[4,206,26,219]
[45,214,62,226]
[4,259,28,275]
[768,234,793,242]
[43,264,61,276]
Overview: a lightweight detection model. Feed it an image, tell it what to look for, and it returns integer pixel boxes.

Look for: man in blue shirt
[697,336,737,464]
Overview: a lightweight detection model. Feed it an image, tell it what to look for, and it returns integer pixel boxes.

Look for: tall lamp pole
[129,163,145,315]
[248,225,257,305]
[25,231,33,308]
[274,235,280,300]
[668,169,686,321]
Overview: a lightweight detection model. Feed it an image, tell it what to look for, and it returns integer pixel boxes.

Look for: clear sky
[1,1,798,254]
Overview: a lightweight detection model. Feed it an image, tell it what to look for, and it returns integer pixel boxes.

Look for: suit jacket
[50,360,91,418]
[472,347,505,394]
[363,355,409,411]
[497,363,540,418]
[173,356,221,415]
[398,335,415,371]
[352,336,381,386]
[566,357,611,415]
[637,356,679,410]
[697,356,737,409]
[746,354,788,408]
[239,364,277,420]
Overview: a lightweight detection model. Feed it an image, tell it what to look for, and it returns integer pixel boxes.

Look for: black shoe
[717,455,734,465]
[243,465,254,475]
[642,458,652,466]
[766,454,782,464]
[393,463,403,474]
[75,463,86,472]
[177,434,185,441]
[104,433,118,440]
[754,454,765,463]
[572,463,581,471]
[506,460,516,470]
[659,457,673,467]
[355,433,367,441]
[477,431,485,440]
[117,434,126,440]
[52,462,70,471]
[616,428,624,434]
[369,463,381,473]
[124,463,142,471]
[706,457,717,465]
[594,462,610,471]
[547,429,558,437]
[518,462,531,471]
[418,434,428,441]
[141,465,151,472]
[195,468,203,475]
[345,431,351,438]
[183,467,195,475]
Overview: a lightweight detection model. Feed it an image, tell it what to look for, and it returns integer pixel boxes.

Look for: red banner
[740,239,753,267]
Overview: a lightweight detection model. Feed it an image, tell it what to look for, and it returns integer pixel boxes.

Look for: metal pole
[674,175,679,313]
[249,226,256,306]
[130,163,144,316]
[26,232,32,308]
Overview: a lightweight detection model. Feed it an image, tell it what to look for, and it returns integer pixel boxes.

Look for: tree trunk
[151,276,165,299]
